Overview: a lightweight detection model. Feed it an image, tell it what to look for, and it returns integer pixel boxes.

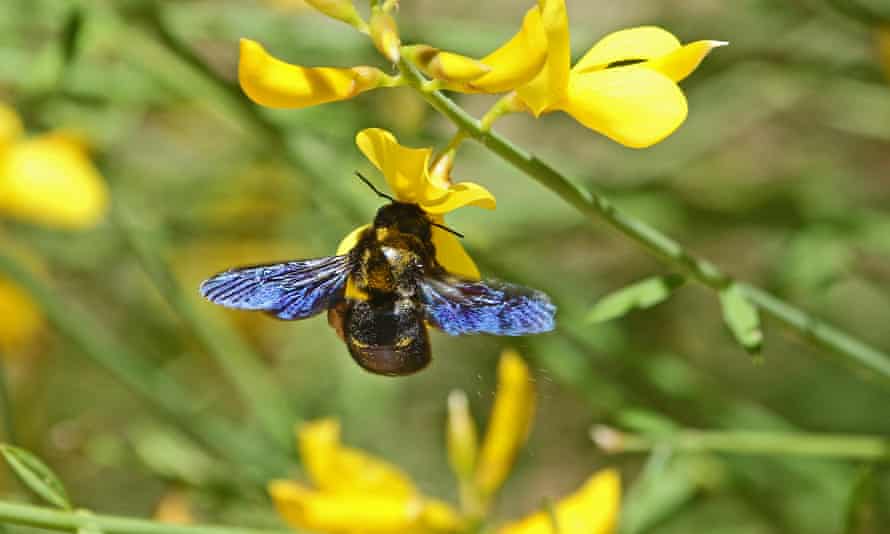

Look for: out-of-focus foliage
[1,1,890,533]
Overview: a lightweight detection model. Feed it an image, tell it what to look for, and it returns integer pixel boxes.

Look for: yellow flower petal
[474,349,535,497]
[560,67,687,148]
[466,6,548,93]
[0,277,43,352]
[336,224,369,255]
[0,103,23,146]
[297,419,417,497]
[425,49,492,83]
[370,9,401,62]
[0,134,108,228]
[572,26,681,74]
[269,480,423,533]
[497,469,621,534]
[238,39,382,109]
[336,224,370,300]
[421,499,466,533]
[419,182,496,215]
[644,40,727,82]
[431,225,480,281]
[515,0,571,115]
[356,128,448,204]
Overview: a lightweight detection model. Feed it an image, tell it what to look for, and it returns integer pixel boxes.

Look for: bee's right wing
[419,274,556,336]
[199,255,353,320]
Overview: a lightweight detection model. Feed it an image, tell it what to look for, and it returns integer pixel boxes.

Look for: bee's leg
[327,300,351,341]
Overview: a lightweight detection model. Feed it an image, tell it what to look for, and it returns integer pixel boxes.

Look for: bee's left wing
[200,255,352,320]
[419,274,556,336]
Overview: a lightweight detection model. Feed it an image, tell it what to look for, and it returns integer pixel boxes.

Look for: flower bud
[239,39,385,109]
[304,0,368,31]
[370,8,400,62]
[405,45,490,83]
[446,390,478,482]
[474,349,535,498]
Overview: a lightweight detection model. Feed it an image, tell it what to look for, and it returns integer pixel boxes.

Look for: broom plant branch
[593,426,890,461]
[0,501,291,534]
[395,56,890,385]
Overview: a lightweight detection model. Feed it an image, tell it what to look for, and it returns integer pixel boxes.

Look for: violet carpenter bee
[200,173,555,376]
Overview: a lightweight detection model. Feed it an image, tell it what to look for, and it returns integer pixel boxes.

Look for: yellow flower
[0,103,108,229]
[538,25,726,148]
[438,1,724,148]
[474,349,535,498]
[0,276,43,353]
[336,128,495,281]
[420,4,550,92]
[0,239,45,355]
[0,103,108,354]
[270,418,464,534]
[497,469,621,534]
[239,39,389,109]
[270,351,621,534]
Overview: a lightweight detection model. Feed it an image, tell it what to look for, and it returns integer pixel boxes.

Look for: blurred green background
[2,0,890,533]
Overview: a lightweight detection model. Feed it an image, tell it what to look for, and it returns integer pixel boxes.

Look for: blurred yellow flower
[336,128,495,281]
[0,103,108,229]
[0,103,108,354]
[270,419,464,534]
[497,469,620,534]
[474,349,535,498]
[270,351,621,534]
[0,277,43,353]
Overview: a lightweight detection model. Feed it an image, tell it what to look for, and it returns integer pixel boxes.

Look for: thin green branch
[592,426,890,461]
[396,57,890,384]
[0,253,286,485]
[0,501,291,534]
[0,359,16,444]
[112,208,298,452]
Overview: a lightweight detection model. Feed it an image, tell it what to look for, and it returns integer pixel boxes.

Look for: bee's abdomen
[344,297,430,376]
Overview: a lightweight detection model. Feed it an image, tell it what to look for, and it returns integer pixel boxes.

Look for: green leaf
[719,284,763,354]
[586,275,685,323]
[60,7,85,66]
[0,444,72,509]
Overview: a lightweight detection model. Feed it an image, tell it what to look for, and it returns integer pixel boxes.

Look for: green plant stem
[0,359,15,444]
[132,2,360,230]
[397,57,890,384]
[0,501,291,534]
[113,208,297,452]
[0,253,285,485]
[597,427,890,461]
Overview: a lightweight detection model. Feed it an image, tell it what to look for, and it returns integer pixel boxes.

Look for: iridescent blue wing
[199,255,352,320]
[419,274,556,336]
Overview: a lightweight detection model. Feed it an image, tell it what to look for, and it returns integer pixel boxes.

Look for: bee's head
[373,202,432,241]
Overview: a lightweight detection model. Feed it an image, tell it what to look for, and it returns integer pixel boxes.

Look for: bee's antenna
[355,171,395,202]
[430,221,465,239]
